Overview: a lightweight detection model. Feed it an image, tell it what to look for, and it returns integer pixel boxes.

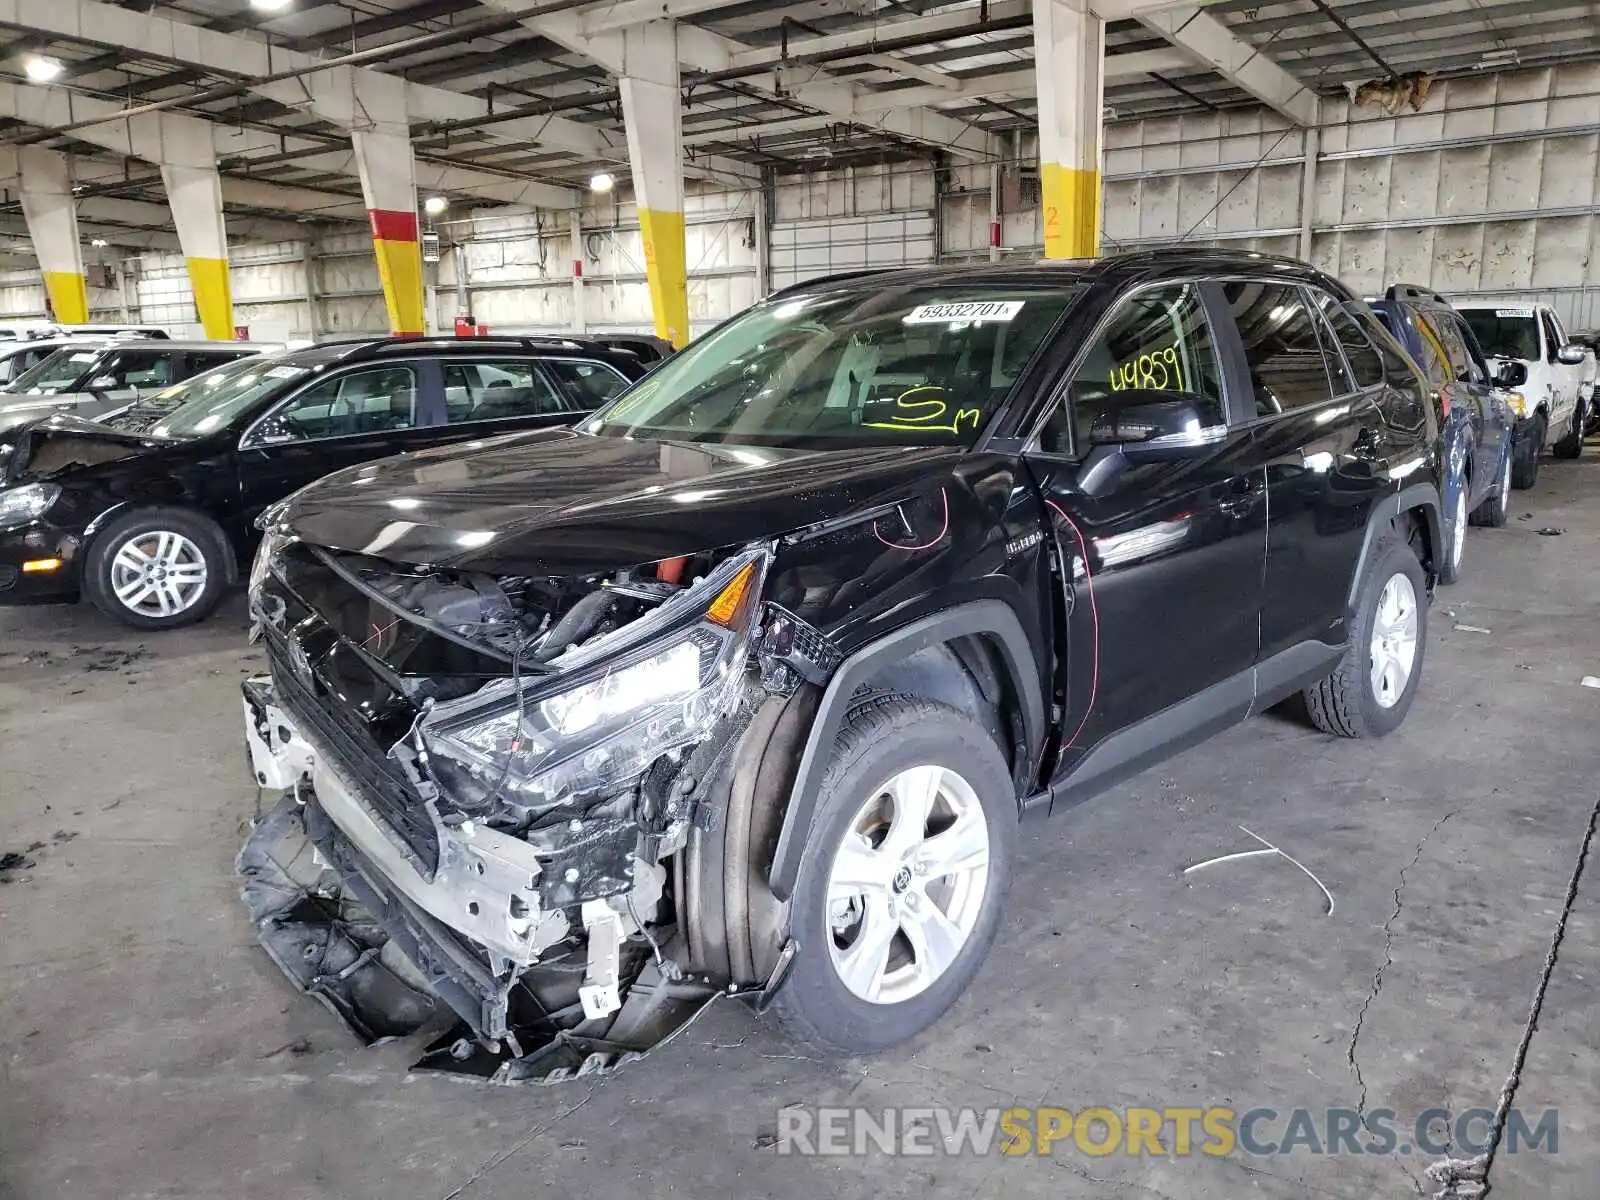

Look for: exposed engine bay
[238,537,835,1083]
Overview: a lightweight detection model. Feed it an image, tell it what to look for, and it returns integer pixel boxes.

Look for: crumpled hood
[274,428,965,575]
[0,412,151,483]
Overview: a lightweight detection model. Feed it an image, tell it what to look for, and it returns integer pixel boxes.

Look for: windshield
[1461,309,1540,361]
[10,345,106,394]
[139,355,311,438]
[590,284,1082,448]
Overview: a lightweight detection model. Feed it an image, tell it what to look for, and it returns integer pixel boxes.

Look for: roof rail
[341,334,597,361]
[1384,282,1452,305]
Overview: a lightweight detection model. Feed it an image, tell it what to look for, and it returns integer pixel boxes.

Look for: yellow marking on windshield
[862,386,983,434]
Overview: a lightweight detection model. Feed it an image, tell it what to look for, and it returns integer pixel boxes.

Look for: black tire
[83,507,230,630]
[1553,399,1586,459]
[769,694,1016,1056]
[1469,448,1511,529]
[1437,483,1466,585]
[1511,416,1544,489]
[1302,527,1428,739]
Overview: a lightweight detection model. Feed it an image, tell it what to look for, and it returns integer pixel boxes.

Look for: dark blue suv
[1370,284,1515,583]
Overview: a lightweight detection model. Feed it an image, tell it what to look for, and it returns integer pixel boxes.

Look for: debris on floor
[0,851,37,873]
[1581,676,1600,689]
[1183,825,1336,915]
[1454,623,1492,634]
[1535,527,1565,537]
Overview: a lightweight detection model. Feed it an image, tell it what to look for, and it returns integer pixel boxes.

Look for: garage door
[769,211,936,291]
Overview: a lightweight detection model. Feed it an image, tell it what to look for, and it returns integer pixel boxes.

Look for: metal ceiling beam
[482,2,996,158]
[578,0,750,35]
[721,1,1035,71]
[1136,6,1319,124]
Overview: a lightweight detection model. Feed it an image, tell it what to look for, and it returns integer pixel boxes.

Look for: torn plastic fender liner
[237,796,441,1043]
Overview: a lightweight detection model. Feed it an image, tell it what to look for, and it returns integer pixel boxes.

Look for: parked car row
[0,251,1588,1078]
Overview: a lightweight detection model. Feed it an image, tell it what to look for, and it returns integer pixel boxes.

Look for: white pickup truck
[1456,301,1598,488]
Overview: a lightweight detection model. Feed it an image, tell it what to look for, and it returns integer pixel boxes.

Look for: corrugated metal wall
[0,65,1593,334]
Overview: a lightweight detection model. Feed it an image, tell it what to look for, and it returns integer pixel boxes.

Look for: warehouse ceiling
[0,0,1596,245]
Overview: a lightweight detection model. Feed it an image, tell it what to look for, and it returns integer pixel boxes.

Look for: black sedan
[0,335,649,628]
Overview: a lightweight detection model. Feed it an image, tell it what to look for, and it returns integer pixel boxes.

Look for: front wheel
[1302,527,1428,738]
[1553,399,1586,459]
[83,509,229,630]
[1511,416,1544,489]
[770,695,1015,1056]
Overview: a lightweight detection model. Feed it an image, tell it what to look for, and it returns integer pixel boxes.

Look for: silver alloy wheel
[1451,489,1466,571]
[1369,572,1420,709]
[825,764,991,1005]
[110,530,209,618]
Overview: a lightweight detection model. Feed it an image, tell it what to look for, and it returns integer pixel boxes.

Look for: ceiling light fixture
[91,238,108,247]
[589,172,615,194]
[23,56,64,83]
[250,0,293,12]
[423,195,448,216]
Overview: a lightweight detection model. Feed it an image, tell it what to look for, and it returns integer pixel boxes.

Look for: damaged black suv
[240,249,1443,1079]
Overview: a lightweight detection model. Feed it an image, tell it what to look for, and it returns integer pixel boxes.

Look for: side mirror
[1087,390,1227,460]
[1496,361,1529,388]
[1557,343,1589,366]
[88,374,118,390]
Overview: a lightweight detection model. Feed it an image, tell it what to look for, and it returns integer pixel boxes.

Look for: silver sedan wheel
[825,764,990,1005]
[110,530,209,618]
[1369,572,1419,709]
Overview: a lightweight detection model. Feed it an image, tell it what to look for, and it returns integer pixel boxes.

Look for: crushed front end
[237,534,786,1082]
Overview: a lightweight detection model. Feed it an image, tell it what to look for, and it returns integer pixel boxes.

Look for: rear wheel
[84,508,229,630]
[1469,450,1511,529]
[1302,527,1427,739]
[1511,415,1544,489]
[1553,399,1586,459]
[770,695,1015,1056]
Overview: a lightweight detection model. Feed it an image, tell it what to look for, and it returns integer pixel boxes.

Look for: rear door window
[1313,293,1384,389]
[1223,282,1339,416]
[543,359,632,410]
[441,360,576,423]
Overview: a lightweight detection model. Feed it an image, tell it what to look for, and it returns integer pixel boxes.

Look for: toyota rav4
[238,250,1443,1080]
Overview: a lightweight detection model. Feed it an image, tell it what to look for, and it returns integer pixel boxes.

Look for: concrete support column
[18,148,88,324]
[352,128,425,337]
[1032,0,1105,259]
[156,121,233,338]
[619,21,689,348]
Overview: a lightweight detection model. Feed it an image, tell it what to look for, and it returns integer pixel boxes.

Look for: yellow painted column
[1033,0,1105,259]
[184,256,234,340]
[620,22,690,348]
[17,148,90,323]
[353,128,427,337]
[162,146,236,338]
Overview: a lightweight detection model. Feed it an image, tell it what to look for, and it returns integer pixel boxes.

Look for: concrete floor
[3,452,1598,1200]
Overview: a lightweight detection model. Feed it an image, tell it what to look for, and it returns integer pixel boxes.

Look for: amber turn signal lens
[21,557,62,573]
[706,560,757,628]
